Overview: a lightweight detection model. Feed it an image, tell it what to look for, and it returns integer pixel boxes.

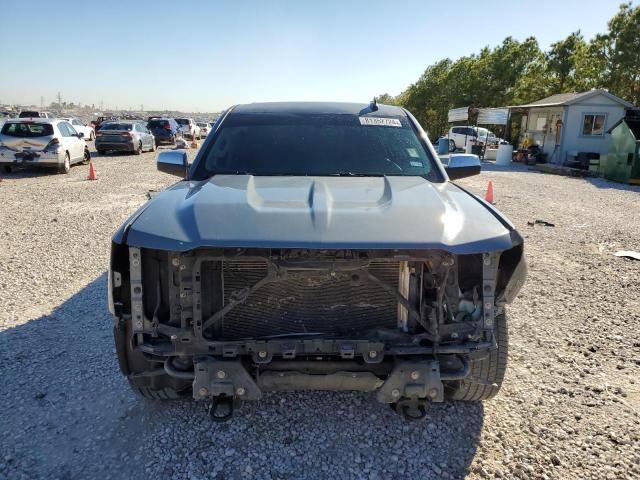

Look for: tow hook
[193,359,261,422]
[207,395,236,422]
[393,397,429,421]
[376,360,443,421]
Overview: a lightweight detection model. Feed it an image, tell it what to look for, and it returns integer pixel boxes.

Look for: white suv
[448,126,503,151]
[0,118,90,174]
[175,118,201,140]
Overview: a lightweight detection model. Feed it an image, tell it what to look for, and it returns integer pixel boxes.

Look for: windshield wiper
[210,170,254,175]
[207,171,389,177]
[329,172,385,177]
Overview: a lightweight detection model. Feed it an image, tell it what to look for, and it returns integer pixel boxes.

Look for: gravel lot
[1,147,639,480]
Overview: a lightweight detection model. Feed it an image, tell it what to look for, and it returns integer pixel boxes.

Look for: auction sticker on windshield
[359,117,402,127]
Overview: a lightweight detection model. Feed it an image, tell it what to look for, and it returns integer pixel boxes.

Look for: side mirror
[77,132,84,138]
[157,150,189,179]
[445,154,481,180]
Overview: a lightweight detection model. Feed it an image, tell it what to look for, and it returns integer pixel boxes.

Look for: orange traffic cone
[88,160,97,181]
[484,181,494,204]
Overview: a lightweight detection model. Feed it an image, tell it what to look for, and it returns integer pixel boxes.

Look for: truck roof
[231,101,406,117]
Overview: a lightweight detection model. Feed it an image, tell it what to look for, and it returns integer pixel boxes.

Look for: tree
[546,31,587,91]
[591,2,640,103]
[384,3,638,136]
[375,93,399,105]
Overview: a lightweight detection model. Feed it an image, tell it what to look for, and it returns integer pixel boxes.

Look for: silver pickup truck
[108,101,526,421]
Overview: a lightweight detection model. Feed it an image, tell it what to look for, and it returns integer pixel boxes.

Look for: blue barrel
[438,138,449,155]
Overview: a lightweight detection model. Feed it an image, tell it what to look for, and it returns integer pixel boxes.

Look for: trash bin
[496,144,513,166]
[437,138,449,155]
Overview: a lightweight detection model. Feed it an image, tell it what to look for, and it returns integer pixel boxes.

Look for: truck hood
[122,175,514,253]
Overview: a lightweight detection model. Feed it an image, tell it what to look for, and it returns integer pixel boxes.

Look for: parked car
[18,111,54,119]
[196,122,210,137]
[94,115,119,131]
[175,118,200,139]
[147,117,182,145]
[95,121,155,155]
[447,126,476,150]
[448,126,502,151]
[109,101,527,421]
[0,118,90,173]
[60,117,95,141]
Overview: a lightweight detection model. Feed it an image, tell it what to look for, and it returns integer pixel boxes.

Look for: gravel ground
[0,149,639,480]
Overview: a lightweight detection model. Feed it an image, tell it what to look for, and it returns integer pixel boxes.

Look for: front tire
[114,318,191,400]
[58,153,71,174]
[82,148,91,165]
[128,382,186,400]
[446,311,508,401]
[134,141,142,155]
[449,140,456,153]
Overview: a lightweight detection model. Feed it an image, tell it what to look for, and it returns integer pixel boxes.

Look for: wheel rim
[84,150,90,162]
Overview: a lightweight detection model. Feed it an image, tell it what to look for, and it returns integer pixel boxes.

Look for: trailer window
[582,114,606,136]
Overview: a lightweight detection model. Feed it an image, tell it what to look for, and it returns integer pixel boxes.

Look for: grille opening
[201,258,401,340]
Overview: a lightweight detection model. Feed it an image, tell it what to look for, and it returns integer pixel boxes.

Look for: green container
[604,120,640,184]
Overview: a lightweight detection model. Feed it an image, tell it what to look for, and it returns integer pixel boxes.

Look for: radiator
[208,258,401,340]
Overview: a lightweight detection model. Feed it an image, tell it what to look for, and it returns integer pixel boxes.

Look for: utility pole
[57,91,62,107]
[140,104,144,112]
[40,96,44,108]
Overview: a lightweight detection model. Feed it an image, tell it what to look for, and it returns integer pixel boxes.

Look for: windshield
[1,122,53,137]
[193,112,440,180]
[100,123,133,131]
[175,119,189,125]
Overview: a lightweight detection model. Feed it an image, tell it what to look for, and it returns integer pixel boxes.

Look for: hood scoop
[245,175,393,229]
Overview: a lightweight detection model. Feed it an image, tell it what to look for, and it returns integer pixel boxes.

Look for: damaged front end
[110,244,526,420]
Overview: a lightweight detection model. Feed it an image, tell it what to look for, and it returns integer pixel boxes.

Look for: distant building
[510,89,634,164]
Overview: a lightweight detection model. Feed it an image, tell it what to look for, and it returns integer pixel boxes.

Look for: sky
[1,0,627,112]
